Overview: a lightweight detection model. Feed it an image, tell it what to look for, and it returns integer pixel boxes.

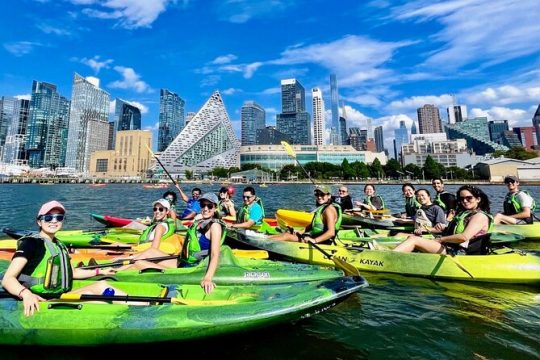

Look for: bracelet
[18,287,28,299]
[95,268,100,276]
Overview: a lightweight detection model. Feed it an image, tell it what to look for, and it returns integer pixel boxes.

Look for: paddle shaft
[281,141,316,186]
[80,255,179,269]
[307,240,360,277]
[144,143,179,186]
[60,293,174,303]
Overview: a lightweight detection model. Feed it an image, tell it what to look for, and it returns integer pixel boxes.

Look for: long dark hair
[456,185,490,213]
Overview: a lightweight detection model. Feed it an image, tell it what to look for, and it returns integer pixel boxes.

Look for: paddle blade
[333,257,361,277]
[281,141,296,158]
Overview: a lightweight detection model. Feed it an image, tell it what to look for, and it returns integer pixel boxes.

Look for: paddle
[281,141,316,185]
[57,293,248,306]
[144,143,179,186]
[443,254,474,278]
[79,255,179,269]
[306,240,360,277]
[0,239,132,251]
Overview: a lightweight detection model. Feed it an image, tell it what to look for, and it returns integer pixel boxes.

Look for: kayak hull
[0,277,366,346]
[230,230,540,284]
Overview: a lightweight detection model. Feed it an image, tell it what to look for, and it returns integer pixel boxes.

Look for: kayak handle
[48,303,83,310]
[139,268,165,274]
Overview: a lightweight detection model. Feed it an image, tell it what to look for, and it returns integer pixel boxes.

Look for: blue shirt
[181,198,201,218]
[248,202,263,225]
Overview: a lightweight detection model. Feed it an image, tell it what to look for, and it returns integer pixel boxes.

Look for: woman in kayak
[163,190,178,221]
[1,201,120,317]
[269,185,342,244]
[399,183,421,219]
[352,184,385,215]
[218,186,236,219]
[117,193,223,294]
[394,185,492,254]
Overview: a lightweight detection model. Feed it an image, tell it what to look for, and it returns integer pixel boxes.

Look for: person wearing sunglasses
[177,186,202,220]
[230,186,265,230]
[431,178,457,221]
[494,175,537,225]
[270,185,342,244]
[218,186,236,219]
[334,186,353,211]
[162,190,178,221]
[394,185,492,255]
[1,201,121,317]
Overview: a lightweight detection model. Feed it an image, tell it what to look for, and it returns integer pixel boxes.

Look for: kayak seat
[464,234,492,255]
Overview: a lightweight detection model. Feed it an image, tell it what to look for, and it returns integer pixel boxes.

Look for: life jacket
[364,195,385,209]
[503,190,537,217]
[308,202,343,237]
[405,196,421,217]
[139,218,176,244]
[183,218,226,264]
[218,199,235,217]
[434,191,451,211]
[237,197,265,225]
[446,210,494,236]
[16,235,73,295]
[444,210,494,255]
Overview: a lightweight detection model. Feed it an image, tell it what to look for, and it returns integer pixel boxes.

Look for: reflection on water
[1,183,539,359]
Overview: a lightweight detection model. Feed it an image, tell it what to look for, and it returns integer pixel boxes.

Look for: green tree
[403,163,422,179]
[505,146,537,160]
[280,164,302,180]
[211,167,228,178]
[357,162,370,179]
[384,159,402,179]
[423,155,442,179]
[185,170,193,180]
[370,158,384,179]
[342,159,355,180]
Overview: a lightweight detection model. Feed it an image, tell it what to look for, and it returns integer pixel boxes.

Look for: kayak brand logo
[358,258,384,267]
[244,271,270,278]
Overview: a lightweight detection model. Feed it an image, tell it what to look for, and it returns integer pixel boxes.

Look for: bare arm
[175,184,189,203]
[201,223,222,294]
[304,206,337,244]
[151,222,167,249]
[1,257,45,317]
[231,219,255,229]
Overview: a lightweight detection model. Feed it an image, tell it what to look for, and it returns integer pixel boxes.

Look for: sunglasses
[153,207,166,212]
[40,214,65,222]
[459,195,475,202]
[200,202,215,210]
[504,181,515,185]
[314,192,326,197]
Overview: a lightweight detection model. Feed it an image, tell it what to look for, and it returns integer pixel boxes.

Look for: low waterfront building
[476,157,540,182]
[240,144,387,172]
[88,130,152,178]
[401,136,477,168]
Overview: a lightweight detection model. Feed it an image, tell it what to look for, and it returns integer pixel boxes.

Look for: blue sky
[1,0,539,152]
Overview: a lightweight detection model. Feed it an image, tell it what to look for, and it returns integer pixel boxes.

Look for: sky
[1,0,539,153]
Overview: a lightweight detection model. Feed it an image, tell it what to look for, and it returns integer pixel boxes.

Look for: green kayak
[0,277,366,346]
[494,222,540,240]
[229,229,540,285]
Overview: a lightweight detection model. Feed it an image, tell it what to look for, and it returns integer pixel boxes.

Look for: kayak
[91,213,134,227]
[0,276,366,346]
[276,209,313,228]
[229,229,540,285]
[494,222,540,240]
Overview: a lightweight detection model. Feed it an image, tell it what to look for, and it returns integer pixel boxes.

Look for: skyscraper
[65,74,109,172]
[0,97,16,158]
[447,105,467,124]
[367,118,373,139]
[330,74,340,144]
[241,101,265,145]
[394,120,409,160]
[2,98,30,164]
[339,102,348,145]
[488,120,509,144]
[312,88,325,145]
[417,104,443,134]
[411,121,417,135]
[276,79,311,145]
[25,81,70,168]
[112,98,141,149]
[374,126,384,152]
[158,89,185,152]
[532,104,540,147]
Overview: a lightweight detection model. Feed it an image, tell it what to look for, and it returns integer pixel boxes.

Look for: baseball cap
[504,175,518,183]
[200,192,219,205]
[314,185,332,194]
[153,199,171,210]
[37,201,65,217]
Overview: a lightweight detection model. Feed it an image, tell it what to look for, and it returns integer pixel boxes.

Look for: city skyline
[1,0,539,153]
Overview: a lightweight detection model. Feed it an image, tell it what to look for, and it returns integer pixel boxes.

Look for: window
[96,159,108,172]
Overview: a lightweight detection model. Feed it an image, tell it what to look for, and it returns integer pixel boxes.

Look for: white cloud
[211,54,237,65]
[216,0,291,24]
[465,85,540,106]
[222,88,241,95]
[387,94,454,112]
[110,99,149,114]
[261,87,281,95]
[144,122,160,131]
[340,105,370,129]
[375,114,415,154]
[3,41,44,56]
[108,66,151,93]
[469,106,529,127]
[391,0,540,69]
[76,0,175,29]
[78,55,114,73]
[200,75,221,87]
[36,24,71,36]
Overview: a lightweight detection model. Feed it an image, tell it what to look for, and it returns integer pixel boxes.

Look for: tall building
[0,97,16,159]
[186,112,196,125]
[25,81,70,168]
[512,127,538,149]
[158,89,185,152]
[446,117,507,155]
[348,127,363,151]
[65,74,109,172]
[394,120,409,160]
[276,79,311,145]
[447,105,467,124]
[256,126,291,145]
[157,91,240,175]
[374,126,384,152]
[532,104,540,147]
[2,99,30,164]
[312,87,325,145]
[112,98,141,149]
[417,104,443,134]
[241,101,265,146]
[339,117,347,145]
[411,121,417,135]
[329,74,340,144]
[488,120,509,144]
[367,118,373,139]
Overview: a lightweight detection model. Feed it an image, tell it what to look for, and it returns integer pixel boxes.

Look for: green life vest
[237,197,265,224]
[139,218,176,244]
[503,190,537,215]
[448,210,494,235]
[309,203,343,237]
[405,196,421,217]
[17,235,73,296]
[364,195,385,209]
[434,192,449,211]
[183,219,227,264]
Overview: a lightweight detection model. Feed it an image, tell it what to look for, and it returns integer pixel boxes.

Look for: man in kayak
[334,186,353,211]
[269,185,342,244]
[431,178,456,221]
[229,186,264,229]
[494,175,536,225]
[177,187,202,220]
[1,201,120,316]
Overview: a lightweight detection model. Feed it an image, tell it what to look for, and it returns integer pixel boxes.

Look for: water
[1,183,540,359]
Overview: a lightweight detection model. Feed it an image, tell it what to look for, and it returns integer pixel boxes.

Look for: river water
[1,183,539,359]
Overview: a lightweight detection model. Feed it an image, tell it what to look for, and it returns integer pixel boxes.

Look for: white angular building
[158,91,240,176]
